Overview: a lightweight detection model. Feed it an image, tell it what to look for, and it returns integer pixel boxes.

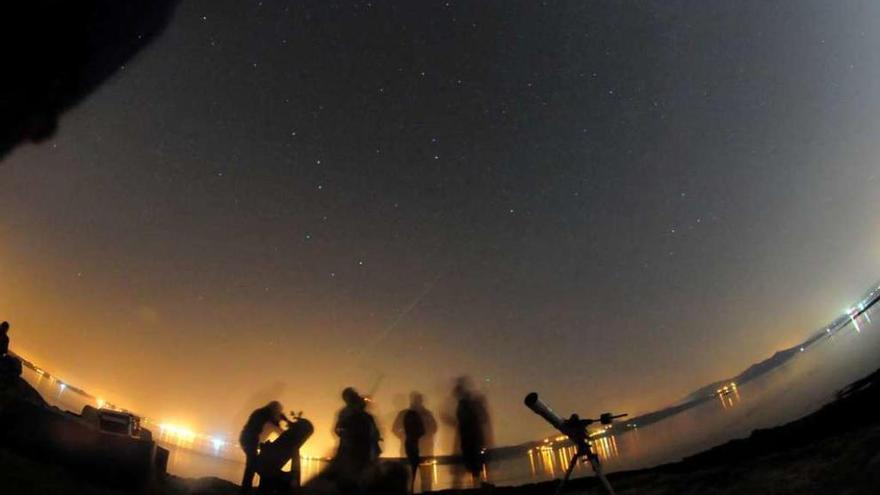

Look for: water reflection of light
[592,436,620,460]
[527,431,621,481]
[715,382,740,409]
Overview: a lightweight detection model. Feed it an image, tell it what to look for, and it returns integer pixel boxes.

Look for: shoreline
[3,365,880,494]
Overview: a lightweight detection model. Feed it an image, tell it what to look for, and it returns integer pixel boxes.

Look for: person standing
[0,321,21,380]
[333,387,381,478]
[393,392,437,493]
[0,321,10,356]
[453,377,491,487]
[238,401,290,494]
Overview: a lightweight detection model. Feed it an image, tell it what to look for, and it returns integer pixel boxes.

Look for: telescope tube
[524,392,565,430]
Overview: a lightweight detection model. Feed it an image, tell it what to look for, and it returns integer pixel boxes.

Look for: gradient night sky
[2,1,880,455]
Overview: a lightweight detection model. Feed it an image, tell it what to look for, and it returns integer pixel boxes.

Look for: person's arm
[478,399,494,448]
[279,412,292,425]
[391,411,405,439]
[266,419,284,436]
[424,411,438,435]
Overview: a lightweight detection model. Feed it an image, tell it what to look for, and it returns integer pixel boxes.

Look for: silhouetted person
[239,401,290,494]
[0,321,9,356]
[392,392,437,493]
[0,321,22,380]
[452,376,492,487]
[332,387,382,479]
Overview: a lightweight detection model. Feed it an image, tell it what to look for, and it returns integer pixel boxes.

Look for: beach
[3,361,879,495]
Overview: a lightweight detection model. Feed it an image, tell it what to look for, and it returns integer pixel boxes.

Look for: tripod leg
[589,457,617,495]
[554,454,579,495]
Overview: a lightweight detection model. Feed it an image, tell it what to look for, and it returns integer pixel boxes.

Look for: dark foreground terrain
[2,367,880,495]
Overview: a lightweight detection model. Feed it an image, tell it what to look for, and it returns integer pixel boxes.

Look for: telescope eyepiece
[524,392,539,407]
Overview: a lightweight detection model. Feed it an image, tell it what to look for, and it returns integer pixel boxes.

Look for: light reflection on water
[18,305,880,491]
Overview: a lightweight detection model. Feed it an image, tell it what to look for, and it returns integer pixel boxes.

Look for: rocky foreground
[2,367,880,495]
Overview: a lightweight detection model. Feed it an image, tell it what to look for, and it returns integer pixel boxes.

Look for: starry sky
[2,0,880,455]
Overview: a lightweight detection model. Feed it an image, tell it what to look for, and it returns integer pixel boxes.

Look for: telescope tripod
[523,393,624,495]
[554,437,616,495]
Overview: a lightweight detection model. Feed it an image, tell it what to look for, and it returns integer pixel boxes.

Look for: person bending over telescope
[256,412,314,495]
[239,401,291,494]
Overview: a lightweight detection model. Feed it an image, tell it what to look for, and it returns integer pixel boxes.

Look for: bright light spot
[97,398,106,409]
[159,423,197,442]
[211,437,225,451]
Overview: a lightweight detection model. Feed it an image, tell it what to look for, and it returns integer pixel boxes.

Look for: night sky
[2,1,880,455]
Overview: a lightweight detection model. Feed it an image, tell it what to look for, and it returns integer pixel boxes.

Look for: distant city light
[159,423,197,442]
[211,437,225,451]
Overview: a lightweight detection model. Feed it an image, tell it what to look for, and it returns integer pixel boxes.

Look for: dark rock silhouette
[0,321,167,491]
[0,0,180,160]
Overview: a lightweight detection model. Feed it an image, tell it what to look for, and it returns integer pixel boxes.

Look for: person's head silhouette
[342,387,365,408]
[266,400,284,421]
[454,375,473,400]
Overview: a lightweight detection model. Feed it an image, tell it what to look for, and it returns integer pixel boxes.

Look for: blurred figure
[392,392,437,493]
[451,376,492,488]
[239,401,291,494]
[307,388,393,495]
[0,321,9,356]
[333,387,382,476]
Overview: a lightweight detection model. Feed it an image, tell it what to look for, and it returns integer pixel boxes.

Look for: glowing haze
[2,0,880,456]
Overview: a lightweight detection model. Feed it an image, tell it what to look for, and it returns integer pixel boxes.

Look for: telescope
[524,392,565,429]
[524,392,627,495]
